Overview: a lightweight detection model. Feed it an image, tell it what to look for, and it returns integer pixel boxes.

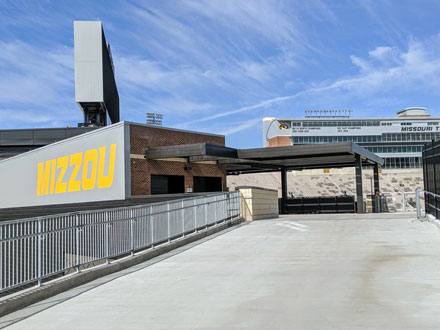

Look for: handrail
[0,191,241,295]
[415,189,440,219]
[422,189,440,199]
[0,191,231,225]
[420,189,440,220]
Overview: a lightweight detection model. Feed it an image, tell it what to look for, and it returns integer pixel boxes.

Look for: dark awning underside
[144,142,384,175]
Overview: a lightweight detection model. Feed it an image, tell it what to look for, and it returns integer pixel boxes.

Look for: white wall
[0,122,129,209]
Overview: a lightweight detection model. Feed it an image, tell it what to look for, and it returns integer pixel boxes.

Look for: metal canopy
[144,142,384,174]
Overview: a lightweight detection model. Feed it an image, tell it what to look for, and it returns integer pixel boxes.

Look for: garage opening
[151,175,185,194]
[193,176,222,193]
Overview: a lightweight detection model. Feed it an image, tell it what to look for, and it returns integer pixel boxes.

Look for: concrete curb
[0,217,243,318]
[426,214,440,230]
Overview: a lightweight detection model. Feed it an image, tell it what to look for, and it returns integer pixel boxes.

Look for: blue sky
[1,0,440,148]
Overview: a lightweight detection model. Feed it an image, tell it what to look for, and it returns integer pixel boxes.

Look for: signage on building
[36,144,117,196]
[0,123,129,209]
[401,126,436,132]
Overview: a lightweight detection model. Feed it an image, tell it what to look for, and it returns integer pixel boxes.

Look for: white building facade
[264,107,440,169]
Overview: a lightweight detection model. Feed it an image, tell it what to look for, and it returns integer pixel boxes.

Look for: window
[382,157,423,169]
[151,175,185,195]
[291,135,382,144]
[193,176,222,192]
[382,132,439,142]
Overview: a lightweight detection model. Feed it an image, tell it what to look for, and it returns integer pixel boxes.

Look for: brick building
[129,122,226,195]
[0,120,228,213]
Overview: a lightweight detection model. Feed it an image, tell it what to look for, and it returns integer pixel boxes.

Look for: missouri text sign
[0,123,128,209]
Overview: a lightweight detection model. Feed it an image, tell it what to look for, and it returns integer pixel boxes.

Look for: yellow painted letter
[68,152,83,192]
[98,144,116,188]
[50,159,56,194]
[55,156,68,194]
[82,149,98,190]
[36,160,51,196]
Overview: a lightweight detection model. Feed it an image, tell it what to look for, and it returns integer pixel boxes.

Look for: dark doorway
[151,175,185,194]
[193,176,222,193]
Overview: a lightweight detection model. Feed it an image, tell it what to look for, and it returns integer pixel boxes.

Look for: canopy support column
[373,163,380,194]
[355,154,364,213]
[281,168,288,214]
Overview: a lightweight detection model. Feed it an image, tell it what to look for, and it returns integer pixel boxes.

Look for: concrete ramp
[2,213,440,330]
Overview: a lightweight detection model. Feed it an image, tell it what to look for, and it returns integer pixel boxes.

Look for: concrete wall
[238,186,279,221]
[227,168,423,212]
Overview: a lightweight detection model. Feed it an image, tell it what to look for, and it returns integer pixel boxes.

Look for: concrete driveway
[2,213,440,330]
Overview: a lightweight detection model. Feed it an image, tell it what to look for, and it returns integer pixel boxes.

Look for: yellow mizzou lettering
[36,144,117,196]
[82,149,98,190]
[98,144,116,188]
[68,152,83,192]
[55,156,68,194]
[36,160,51,196]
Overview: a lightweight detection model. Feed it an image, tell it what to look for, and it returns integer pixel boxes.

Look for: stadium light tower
[146,113,163,126]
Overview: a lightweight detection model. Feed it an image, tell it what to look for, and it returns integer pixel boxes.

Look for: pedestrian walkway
[2,213,440,330]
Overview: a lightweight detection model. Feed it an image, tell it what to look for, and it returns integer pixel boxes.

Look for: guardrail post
[37,219,42,286]
[105,212,110,264]
[205,196,208,228]
[227,193,231,221]
[238,192,241,217]
[182,200,185,237]
[76,214,80,273]
[194,199,198,232]
[214,196,218,225]
[150,205,154,248]
[0,225,2,290]
[130,209,134,256]
[403,192,407,212]
[167,203,171,243]
[416,188,422,219]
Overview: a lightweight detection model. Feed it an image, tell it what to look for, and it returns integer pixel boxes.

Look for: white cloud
[179,35,440,126]
[0,40,73,106]
[369,46,393,59]
[0,107,80,128]
[350,55,370,72]
[115,56,204,92]
[182,0,305,47]
[217,118,261,136]
[356,0,406,45]
[0,40,82,127]
[142,97,213,116]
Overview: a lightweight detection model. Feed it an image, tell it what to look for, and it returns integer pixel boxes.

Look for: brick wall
[268,136,291,147]
[129,123,226,196]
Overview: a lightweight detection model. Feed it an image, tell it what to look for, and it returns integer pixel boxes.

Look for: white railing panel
[0,191,241,294]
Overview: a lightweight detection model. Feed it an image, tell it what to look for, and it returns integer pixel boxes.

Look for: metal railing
[380,191,424,212]
[419,188,440,219]
[0,191,241,294]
